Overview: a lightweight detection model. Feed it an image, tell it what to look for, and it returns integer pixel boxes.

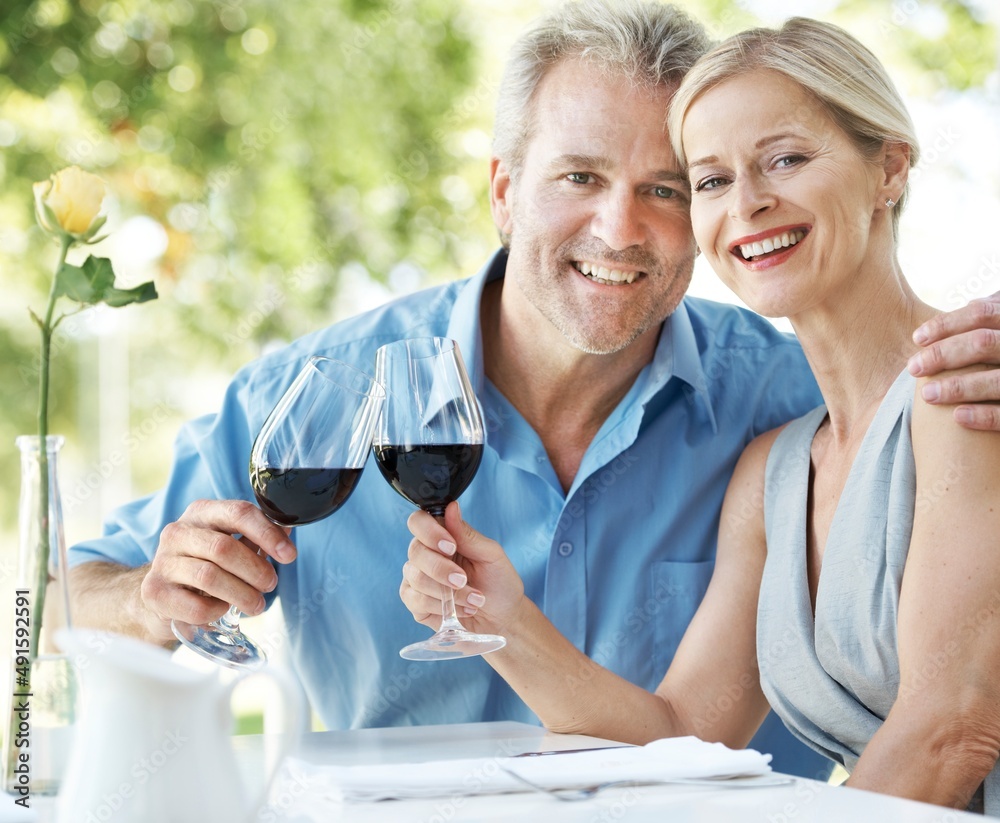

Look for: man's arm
[909,292,1000,430]
[69,561,171,646]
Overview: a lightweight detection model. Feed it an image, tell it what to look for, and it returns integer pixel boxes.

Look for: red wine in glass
[373,337,505,660]
[172,356,384,669]
[251,466,365,525]
[372,443,483,516]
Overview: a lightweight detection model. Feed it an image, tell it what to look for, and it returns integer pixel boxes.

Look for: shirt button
[557,541,573,557]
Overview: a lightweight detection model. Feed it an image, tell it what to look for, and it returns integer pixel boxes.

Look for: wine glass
[372,337,506,660]
[172,356,385,669]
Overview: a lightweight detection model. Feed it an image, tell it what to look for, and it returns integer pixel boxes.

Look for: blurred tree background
[0,0,996,549]
[1,0,498,545]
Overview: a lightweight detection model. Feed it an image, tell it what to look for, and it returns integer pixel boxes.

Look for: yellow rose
[33,166,107,239]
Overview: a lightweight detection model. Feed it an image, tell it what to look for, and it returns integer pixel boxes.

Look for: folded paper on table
[276,736,773,803]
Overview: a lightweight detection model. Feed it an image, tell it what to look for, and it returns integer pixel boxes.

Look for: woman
[399,18,1000,813]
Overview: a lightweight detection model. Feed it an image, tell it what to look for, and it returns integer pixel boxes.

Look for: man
[68,0,1000,779]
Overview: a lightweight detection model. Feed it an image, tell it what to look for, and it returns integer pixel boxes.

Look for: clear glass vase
[2,435,77,800]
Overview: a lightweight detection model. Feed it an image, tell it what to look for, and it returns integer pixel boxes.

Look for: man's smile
[572,261,645,285]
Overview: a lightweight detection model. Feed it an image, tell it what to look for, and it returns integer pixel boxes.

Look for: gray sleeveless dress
[757,368,998,814]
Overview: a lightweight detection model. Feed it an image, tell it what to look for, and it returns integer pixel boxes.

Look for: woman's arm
[400,431,780,747]
[848,367,1000,808]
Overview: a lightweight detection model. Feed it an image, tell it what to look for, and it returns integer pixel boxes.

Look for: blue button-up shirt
[70,249,828,777]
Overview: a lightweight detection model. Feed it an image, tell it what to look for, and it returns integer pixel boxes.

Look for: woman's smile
[729,226,810,267]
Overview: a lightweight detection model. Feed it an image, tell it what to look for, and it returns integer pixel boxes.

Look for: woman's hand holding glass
[401,501,525,641]
[373,337,506,659]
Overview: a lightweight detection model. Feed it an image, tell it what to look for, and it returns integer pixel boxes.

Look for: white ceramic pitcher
[54,629,302,823]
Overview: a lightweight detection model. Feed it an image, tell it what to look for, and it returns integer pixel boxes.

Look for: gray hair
[668,17,919,235]
[493,0,710,176]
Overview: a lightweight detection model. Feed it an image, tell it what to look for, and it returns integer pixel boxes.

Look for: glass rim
[16,434,66,452]
[374,336,458,361]
[304,355,386,400]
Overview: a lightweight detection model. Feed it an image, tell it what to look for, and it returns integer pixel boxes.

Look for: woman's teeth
[574,261,638,285]
[738,229,806,260]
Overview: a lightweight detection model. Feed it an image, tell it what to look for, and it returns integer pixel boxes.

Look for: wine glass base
[171,619,267,670]
[400,629,506,661]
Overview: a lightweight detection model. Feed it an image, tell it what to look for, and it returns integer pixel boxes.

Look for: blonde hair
[493,0,709,177]
[668,17,919,233]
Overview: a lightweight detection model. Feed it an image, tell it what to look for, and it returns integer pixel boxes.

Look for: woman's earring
[885,197,896,208]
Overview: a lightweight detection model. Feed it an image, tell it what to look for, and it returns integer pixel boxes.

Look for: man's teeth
[574,261,638,285]
[739,230,806,260]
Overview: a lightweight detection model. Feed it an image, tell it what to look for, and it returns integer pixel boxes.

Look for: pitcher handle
[226,664,306,820]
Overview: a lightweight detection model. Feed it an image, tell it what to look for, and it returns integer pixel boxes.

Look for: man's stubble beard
[506,236,695,356]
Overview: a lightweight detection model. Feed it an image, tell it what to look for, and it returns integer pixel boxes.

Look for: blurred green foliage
[2,0,484,340]
[0,0,995,539]
[0,0,494,533]
[835,0,997,90]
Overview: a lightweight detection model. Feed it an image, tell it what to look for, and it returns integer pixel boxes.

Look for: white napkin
[273,736,772,804]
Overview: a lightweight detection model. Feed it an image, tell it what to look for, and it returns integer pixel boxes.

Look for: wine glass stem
[218,604,243,632]
[439,585,466,633]
[431,510,467,632]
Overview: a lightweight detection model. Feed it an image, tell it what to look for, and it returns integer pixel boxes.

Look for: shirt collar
[635,299,718,434]
[445,248,507,396]
[445,249,717,432]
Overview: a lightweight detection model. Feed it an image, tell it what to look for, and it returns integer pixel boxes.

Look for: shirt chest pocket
[650,559,714,675]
